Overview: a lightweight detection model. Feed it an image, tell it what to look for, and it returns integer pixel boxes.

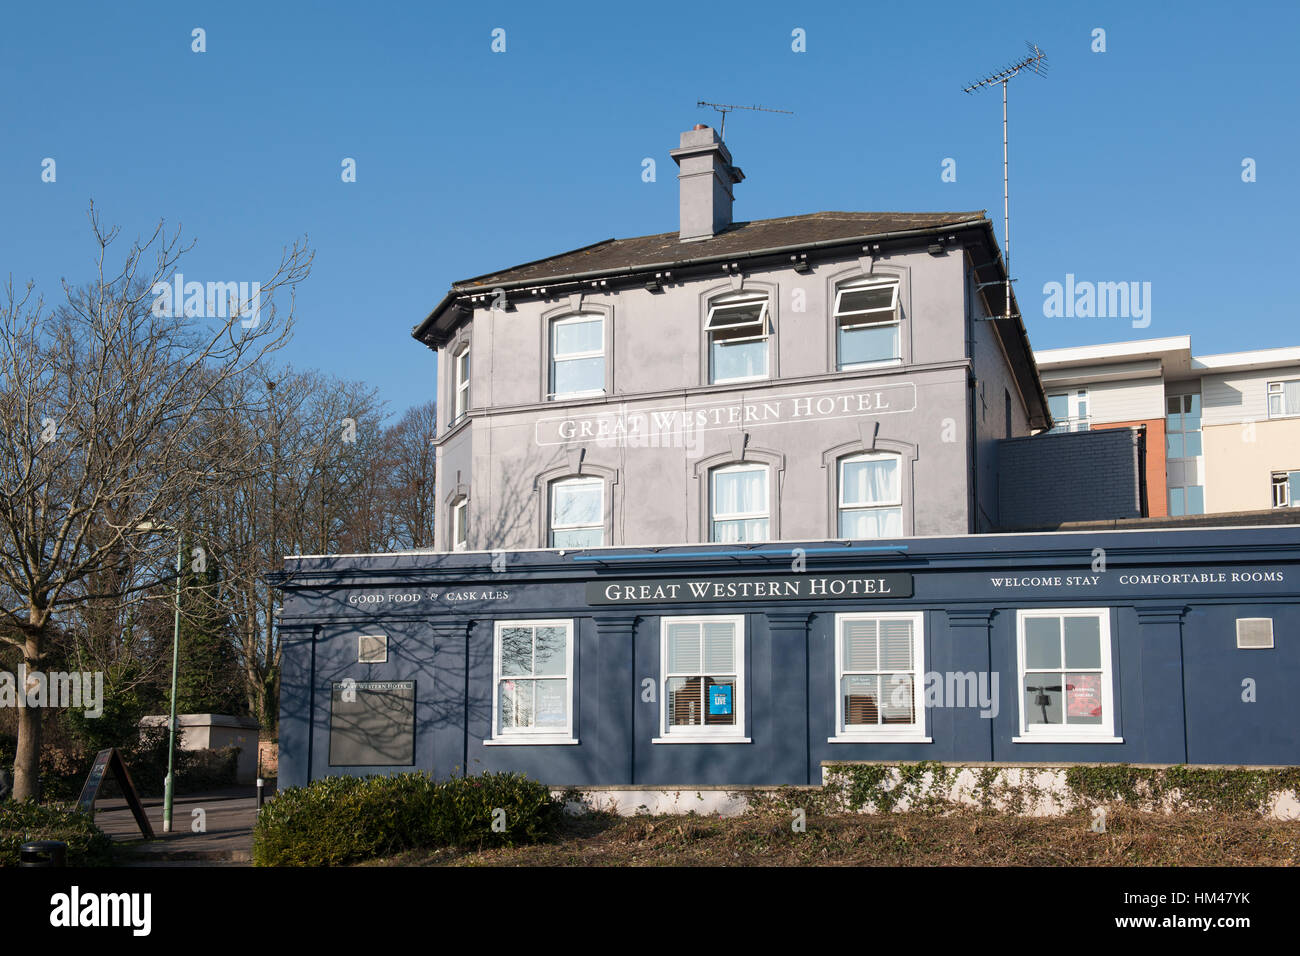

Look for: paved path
[92,784,275,865]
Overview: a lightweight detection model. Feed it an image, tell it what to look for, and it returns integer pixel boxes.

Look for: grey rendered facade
[417,125,1050,553]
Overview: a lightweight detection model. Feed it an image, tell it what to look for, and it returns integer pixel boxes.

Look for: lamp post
[137,521,182,834]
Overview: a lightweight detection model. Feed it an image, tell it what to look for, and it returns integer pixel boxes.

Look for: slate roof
[450,211,988,290]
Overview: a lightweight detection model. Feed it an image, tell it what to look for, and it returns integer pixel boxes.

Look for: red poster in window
[1066,674,1102,718]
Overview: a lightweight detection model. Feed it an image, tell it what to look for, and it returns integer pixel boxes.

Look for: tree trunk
[12,632,43,802]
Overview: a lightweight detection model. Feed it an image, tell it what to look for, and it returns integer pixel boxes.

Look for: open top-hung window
[707,293,770,383]
[1272,471,1300,508]
[658,616,747,742]
[838,453,902,538]
[1016,609,1118,742]
[549,314,605,399]
[835,278,900,368]
[549,476,604,547]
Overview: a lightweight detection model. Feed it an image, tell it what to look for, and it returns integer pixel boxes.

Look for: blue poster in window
[709,684,732,716]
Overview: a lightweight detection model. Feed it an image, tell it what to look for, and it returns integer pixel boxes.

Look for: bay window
[451,344,470,425]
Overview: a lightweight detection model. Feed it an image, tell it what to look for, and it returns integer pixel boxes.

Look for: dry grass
[362,807,1300,867]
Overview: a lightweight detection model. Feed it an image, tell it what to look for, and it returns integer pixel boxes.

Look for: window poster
[708,682,733,716]
[536,680,567,727]
[1066,673,1102,719]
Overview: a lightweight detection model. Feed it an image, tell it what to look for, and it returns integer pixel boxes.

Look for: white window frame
[548,313,606,400]
[487,619,578,745]
[654,614,749,744]
[830,611,929,744]
[451,344,470,425]
[1047,389,1090,433]
[837,452,903,539]
[451,497,468,551]
[1267,380,1300,419]
[707,293,771,384]
[709,463,770,543]
[1013,608,1121,744]
[834,278,901,370]
[549,476,605,547]
[1272,470,1300,508]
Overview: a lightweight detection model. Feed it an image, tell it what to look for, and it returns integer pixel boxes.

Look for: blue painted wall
[275,528,1300,788]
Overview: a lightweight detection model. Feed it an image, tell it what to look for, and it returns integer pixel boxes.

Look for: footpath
[92,784,275,866]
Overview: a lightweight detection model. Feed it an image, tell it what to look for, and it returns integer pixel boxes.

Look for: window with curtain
[549,477,604,547]
[838,453,902,538]
[661,616,743,738]
[835,278,900,368]
[706,294,770,384]
[549,314,605,399]
[493,620,573,739]
[1267,380,1300,418]
[1017,609,1115,740]
[835,613,923,738]
[710,464,769,542]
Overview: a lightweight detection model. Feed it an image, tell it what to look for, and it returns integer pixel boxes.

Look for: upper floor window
[549,476,604,547]
[835,278,900,369]
[549,314,605,400]
[707,293,770,384]
[1166,393,1202,458]
[1267,380,1300,418]
[710,463,769,543]
[451,497,468,551]
[1046,389,1089,433]
[838,453,902,538]
[451,344,470,425]
[1272,471,1300,508]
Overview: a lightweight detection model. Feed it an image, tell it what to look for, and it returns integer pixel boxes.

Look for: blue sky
[3,1,1297,416]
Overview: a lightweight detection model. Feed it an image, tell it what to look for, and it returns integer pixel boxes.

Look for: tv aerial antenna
[962,42,1048,320]
[697,100,794,141]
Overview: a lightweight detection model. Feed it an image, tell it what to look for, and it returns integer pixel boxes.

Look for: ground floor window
[832,612,926,742]
[1015,608,1118,742]
[491,620,575,743]
[657,615,748,742]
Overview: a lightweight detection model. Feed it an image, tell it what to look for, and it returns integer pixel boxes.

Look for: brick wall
[997,427,1145,529]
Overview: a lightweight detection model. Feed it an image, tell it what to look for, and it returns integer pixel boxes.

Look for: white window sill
[839,358,903,371]
[828,735,932,744]
[483,736,580,746]
[651,736,751,745]
[1012,736,1124,744]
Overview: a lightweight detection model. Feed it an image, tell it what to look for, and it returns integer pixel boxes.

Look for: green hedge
[253,771,562,866]
[0,802,114,867]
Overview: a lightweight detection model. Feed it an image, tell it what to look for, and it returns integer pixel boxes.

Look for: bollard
[256,777,265,809]
[19,840,67,867]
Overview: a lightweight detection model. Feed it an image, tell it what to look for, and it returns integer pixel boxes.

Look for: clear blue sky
[3,1,1297,416]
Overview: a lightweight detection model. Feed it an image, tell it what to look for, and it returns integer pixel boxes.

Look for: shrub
[0,802,114,867]
[253,771,561,867]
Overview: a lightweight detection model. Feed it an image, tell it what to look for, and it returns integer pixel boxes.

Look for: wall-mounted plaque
[328,680,416,767]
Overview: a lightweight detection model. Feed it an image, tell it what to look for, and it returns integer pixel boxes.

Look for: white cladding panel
[1202,366,1300,426]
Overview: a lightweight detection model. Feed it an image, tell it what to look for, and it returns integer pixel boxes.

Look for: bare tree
[383,400,438,551]
[0,204,311,801]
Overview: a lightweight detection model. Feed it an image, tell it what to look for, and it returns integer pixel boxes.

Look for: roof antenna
[696,100,794,142]
[962,41,1048,321]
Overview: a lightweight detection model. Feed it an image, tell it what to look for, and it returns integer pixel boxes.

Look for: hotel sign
[536,382,918,447]
[587,573,913,605]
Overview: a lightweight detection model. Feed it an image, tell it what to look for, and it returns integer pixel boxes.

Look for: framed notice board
[328,680,416,767]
